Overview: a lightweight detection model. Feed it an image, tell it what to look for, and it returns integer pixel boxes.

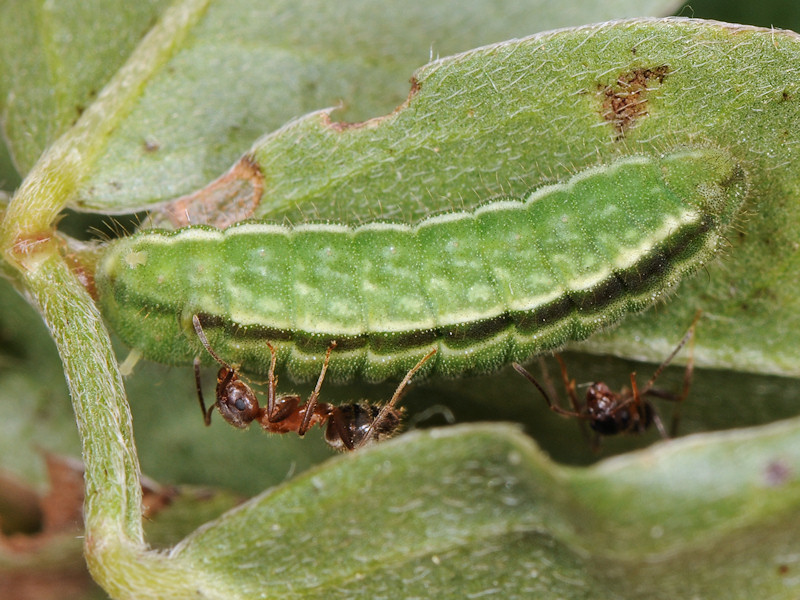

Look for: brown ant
[512,312,700,447]
[192,315,436,451]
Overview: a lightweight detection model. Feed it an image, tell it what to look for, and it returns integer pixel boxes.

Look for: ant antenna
[512,362,556,409]
[641,310,701,395]
[192,315,228,367]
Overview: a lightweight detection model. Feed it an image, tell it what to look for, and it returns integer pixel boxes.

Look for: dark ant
[512,312,700,447]
[192,315,436,451]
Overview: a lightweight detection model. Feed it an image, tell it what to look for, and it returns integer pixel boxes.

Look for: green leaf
[168,422,800,599]
[0,0,680,212]
[0,0,171,176]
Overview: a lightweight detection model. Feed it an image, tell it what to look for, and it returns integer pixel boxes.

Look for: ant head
[194,314,261,428]
[216,375,261,428]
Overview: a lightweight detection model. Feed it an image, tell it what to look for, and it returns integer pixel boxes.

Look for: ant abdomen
[325,403,406,451]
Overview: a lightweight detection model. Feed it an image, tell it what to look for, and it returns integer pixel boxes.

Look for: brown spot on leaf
[6,232,54,271]
[764,459,792,487]
[151,155,265,229]
[38,454,85,533]
[63,246,97,300]
[0,472,42,535]
[322,111,377,132]
[408,76,421,98]
[0,454,177,553]
[599,65,669,137]
[0,568,100,600]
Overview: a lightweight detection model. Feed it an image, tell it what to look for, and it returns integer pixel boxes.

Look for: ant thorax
[584,383,623,435]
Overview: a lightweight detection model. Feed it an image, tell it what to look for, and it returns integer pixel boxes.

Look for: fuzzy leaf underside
[168,422,800,600]
[0,0,681,206]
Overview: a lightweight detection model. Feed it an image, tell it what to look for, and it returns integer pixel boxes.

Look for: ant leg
[641,311,700,437]
[515,357,594,449]
[537,356,559,409]
[264,341,279,420]
[554,355,583,415]
[193,356,214,426]
[357,347,437,449]
[650,409,669,439]
[669,314,698,437]
[629,371,668,438]
[192,315,228,367]
[628,372,644,434]
[512,362,554,407]
[512,360,582,418]
[297,342,336,436]
[641,310,701,395]
[552,355,596,446]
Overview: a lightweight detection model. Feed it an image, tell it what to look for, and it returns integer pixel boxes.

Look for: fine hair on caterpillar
[96,147,747,383]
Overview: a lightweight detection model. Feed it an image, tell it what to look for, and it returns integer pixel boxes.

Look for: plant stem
[0,1,214,596]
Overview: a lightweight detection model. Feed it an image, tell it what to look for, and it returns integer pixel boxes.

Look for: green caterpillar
[95,148,746,382]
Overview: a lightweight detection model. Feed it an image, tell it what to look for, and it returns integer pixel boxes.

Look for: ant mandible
[512,311,700,447]
[192,315,437,451]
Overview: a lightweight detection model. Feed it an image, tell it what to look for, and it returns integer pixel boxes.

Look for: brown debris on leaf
[0,454,84,546]
[147,155,265,229]
[599,65,669,137]
[0,455,92,600]
[0,453,176,600]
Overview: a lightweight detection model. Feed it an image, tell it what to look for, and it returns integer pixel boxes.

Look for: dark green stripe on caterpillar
[95,148,747,382]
